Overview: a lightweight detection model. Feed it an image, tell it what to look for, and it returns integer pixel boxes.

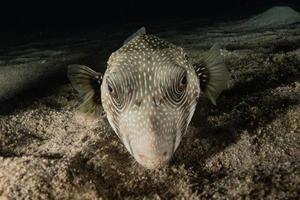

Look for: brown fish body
[68,28,229,169]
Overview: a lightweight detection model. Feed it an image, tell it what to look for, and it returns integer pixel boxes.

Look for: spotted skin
[101,35,200,169]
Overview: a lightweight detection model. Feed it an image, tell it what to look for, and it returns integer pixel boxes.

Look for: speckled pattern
[0,19,299,199]
[101,35,200,169]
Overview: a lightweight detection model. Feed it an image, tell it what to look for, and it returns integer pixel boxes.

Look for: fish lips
[118,112,178,169]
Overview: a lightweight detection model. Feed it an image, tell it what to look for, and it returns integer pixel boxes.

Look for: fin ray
[194,44,229,105]
[67,64,103,117]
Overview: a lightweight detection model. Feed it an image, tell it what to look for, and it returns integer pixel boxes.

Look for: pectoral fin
[67,64,104,117]
[193,44,229,105]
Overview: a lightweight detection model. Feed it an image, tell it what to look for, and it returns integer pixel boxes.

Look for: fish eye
[161,69,187,106]
[108,83,113,93]
[106,76,126,110]
[107,81,117,97]
[184,53,188,60]
[179,71,188,89]
[180,74,187,86]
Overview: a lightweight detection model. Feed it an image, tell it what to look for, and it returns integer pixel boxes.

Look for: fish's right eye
[108,83,113,93]
[106,78,126,111]
[107,82,117,97]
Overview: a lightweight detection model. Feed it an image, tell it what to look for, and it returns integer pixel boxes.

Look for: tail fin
[67,64,103,117]
[194,44,229,105]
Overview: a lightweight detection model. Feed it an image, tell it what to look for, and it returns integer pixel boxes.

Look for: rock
[235,6,300,30]
[0,51,87,102]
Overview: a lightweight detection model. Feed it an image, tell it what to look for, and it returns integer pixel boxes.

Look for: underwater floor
[0,14,300,199]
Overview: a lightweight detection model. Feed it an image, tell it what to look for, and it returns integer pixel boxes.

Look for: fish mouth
[122,129,178,169]
[128,141,174,169]
[133,152,171,170]
[118,112,179,169]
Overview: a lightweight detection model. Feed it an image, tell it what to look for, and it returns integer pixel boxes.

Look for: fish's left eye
[184,53,188,60]
[179,72,188,89]
[180,74,187,86]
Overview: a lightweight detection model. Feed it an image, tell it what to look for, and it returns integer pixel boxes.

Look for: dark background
[0,0,299,46]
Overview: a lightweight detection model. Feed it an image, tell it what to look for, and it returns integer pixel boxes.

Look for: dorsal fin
[67,64,104,118]
[123,27,146,44]
[193,44,229,105]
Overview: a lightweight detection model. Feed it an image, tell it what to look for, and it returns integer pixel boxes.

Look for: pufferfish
[68,27,229,169]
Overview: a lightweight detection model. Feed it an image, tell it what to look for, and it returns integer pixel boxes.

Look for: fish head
[101,35,200,169]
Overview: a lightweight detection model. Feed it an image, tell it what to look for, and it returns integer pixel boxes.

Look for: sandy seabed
[0,18,300,199]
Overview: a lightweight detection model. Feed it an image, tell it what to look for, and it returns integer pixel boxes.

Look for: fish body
[68,28,229,169]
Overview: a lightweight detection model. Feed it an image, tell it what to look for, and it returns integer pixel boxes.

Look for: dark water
[1,0,299,48]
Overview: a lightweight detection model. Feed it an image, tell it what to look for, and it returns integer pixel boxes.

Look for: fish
[67,28,229,169]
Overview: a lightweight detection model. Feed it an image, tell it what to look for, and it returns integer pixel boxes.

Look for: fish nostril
[135,99,142,107]
[153,96,162,107]
[163,151,167,156]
